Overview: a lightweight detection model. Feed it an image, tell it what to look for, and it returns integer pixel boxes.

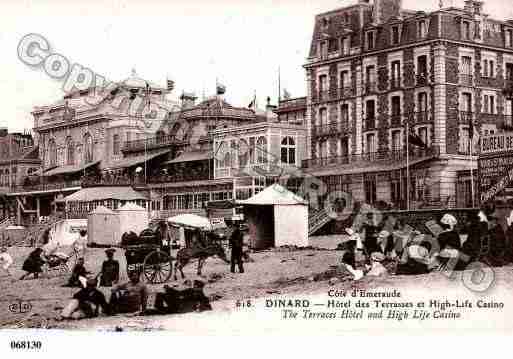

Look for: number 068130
[10,340,42,350]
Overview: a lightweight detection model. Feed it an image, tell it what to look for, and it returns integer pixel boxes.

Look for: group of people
[340,207,513,279]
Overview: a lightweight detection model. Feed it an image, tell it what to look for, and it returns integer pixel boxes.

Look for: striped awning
[57,186,147,203]
[43,160,100,177]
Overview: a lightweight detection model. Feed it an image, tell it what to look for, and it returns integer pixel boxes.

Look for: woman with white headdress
[437,213,461,257]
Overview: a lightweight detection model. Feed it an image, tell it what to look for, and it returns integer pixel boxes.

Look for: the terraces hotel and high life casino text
[2,0,513,227]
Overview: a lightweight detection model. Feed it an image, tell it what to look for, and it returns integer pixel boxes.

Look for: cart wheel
[143,251,172,284]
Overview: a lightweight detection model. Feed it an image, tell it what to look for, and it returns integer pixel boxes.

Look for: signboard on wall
[478,132,513,203]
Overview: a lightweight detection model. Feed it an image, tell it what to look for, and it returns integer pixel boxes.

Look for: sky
[1,0,512,132]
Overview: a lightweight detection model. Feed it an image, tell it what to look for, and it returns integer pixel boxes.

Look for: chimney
[265,97,277,121]
[373,0,403,24]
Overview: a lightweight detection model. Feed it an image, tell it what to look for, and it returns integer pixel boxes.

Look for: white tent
[238,184,308,249]
[167,213,212,230]
[48,219,87,246]
[117,203,149,235]
[88,206,120,246]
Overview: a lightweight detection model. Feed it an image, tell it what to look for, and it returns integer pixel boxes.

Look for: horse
[174,242,229,280]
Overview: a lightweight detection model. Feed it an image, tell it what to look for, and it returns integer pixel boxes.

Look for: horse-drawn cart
[122,228,173,284]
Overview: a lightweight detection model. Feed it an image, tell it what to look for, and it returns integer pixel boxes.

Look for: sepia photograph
[1,0,513,347]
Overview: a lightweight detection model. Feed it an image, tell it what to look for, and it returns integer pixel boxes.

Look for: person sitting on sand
[61,278,109,320]
[396,241,437,275]
[20,248,46,280]
[63,257,91,288]
[153,280,212,314]
[109,271,148,315]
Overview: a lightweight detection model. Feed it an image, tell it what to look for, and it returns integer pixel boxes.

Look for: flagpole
[406,121,410,211]
[278,66,281,103]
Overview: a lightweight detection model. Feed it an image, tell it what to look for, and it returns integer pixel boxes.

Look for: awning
[162,150,211,165]
[43,160,100,177]
[101,149,170,170]
[57,186,148,203]
[168,213,212,230]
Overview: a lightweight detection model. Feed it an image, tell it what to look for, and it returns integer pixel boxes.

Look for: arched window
[113,134,120,155]
[83,133,94,163]
[66,137,74,165]
[281,136,296,164]
[256,136,267,164]
[48,139,57,167]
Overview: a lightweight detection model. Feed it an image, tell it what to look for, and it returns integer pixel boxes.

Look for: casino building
[302,0,513,209]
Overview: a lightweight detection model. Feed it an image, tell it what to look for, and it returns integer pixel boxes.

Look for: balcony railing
[416,73,429,86]
[459,74,473,86]
[390,114,402,127]
[10,180,82,193]
[313,122,350,136]
[364,81,377,94]
[276,97,307,111]
[363,117,376,130]
[390,77,401,89]
[316,90,329,102]
[459,111,473,124]
[503,114,513,128]
[123,134,176,152]
[302,146,439,169]
[337,86,355,98]
[415,111,430,123]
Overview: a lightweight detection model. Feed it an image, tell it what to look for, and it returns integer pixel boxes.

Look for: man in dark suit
[229,223,244,273]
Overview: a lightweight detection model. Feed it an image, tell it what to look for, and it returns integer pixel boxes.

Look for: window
[506,63,513,81]
[341,36,350,55]
[366,133,377,153]
[319,41,328,59]
[483,94,496,114]
[339,70,349,88]
[390,178,402,205]
[505,29,513,47]
[391,96,401,117]
[391,130,401,151]
[364,174,377,204]
[256,136,267,164]
[48,139,57,167]
[113,134,120,155]
[340,104,349,127]
[366,65,375,83]
[459,127,470,153]
[126,132,131,143]
[417,55,428,80]
[461,92,472,114]
[319,107,328,126]
[391,60,401,87]
[66,137,74,166]
[280,137,296,165]
[418,20,427,38]
[461,56,472,75]
[418,126,428,146]
[463,21,470,40]
[483,59,495,78]
[366,31,375,50]
[391,25,400,45]
[365,100,376,129]
[417,92,428,113]
[84,133,94,163]
[339,138,349,157]
[318,74,327,99]
[238,139,249,168]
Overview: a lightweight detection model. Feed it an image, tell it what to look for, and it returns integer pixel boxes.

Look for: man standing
[109,271,148,315]
[73,230,88,258]
[229,222,244,273]
[99,248,120,287]
[0,247,13,278]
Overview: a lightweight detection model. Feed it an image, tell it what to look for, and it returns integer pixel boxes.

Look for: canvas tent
[238,184,308,249]
[48,219,87,246]
[118,203,149,235]
[88,206,120,246]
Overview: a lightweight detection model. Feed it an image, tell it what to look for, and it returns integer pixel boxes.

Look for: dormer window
[391,25,400,45]
[341,36,350,55]
[321,17,329,29]
[319,41,328,59]
[366,31,375,50]
[506,29,513,47]
[462,21,471,40]
[418,20,427,38]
